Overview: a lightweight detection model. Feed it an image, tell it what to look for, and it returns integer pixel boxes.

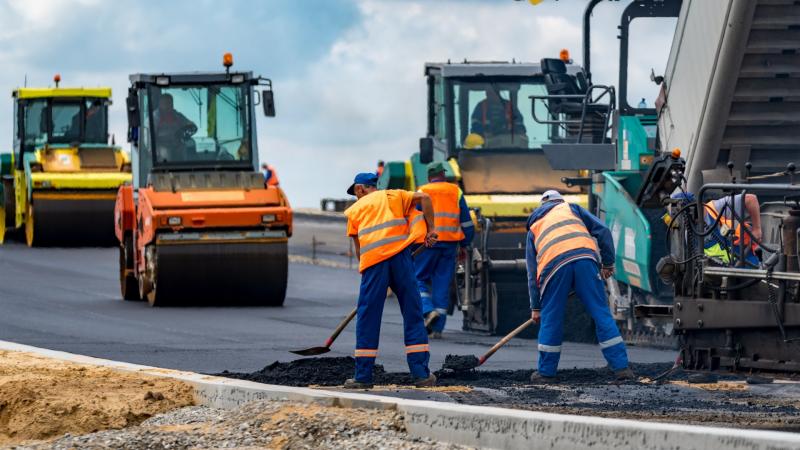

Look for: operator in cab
[342,172,438,389]
[469,86,527,148]
[154,93,197,162]
[526,190,634,383]
[414,161,474,339]
[70,100,106,143]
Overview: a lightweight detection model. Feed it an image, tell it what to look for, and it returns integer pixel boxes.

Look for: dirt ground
[221,356,800,432]
[0,350,195,446]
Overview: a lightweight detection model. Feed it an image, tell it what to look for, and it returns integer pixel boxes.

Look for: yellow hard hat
[464,133,485,149]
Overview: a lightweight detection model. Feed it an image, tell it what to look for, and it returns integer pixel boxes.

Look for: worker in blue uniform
[414,161,474,338]
[342,172,439,389]
[526,190,634,382]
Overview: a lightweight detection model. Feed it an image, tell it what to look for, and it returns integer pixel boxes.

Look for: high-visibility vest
[417,182,466,242]
[529,202,598,283]
[704,201,755,252]
[265,165,280,187]
[344,190,426,272]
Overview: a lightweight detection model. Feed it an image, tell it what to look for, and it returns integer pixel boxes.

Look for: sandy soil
[0,350,195,446]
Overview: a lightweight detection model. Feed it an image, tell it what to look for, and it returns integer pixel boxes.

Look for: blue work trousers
[355,247,430,382]
[537,258,629,376]
[414,244,457,332]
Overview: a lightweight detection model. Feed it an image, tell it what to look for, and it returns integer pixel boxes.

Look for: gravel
[14,400,471,450]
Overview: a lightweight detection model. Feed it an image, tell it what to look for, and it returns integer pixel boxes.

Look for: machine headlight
[156,76,170,86]
[261,214,276,223]
[167,216,182,226]
[231,74,245,84]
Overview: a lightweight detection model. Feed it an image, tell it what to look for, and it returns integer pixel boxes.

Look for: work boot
[530,371,558,384]
[428,331,443,339]
[343,378,374,389]
[424,311,440,334]
[614,367,636,381]
[413,373,437,388]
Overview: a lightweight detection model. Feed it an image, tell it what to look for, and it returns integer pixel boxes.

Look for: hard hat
[541,190,563,203]
[463,133,485,149]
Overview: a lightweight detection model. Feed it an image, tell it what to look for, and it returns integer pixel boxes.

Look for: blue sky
[0,0,675,207]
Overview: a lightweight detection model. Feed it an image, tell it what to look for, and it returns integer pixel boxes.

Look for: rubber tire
[120,237,141,301]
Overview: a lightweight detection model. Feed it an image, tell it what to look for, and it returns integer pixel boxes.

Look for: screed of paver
[0,350,195,446]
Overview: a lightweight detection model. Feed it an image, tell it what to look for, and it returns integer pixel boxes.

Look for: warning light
[671,148,681,159]
[559,49,570,63]
[223,53,233,68]
[54,74,61,88]
[529,0,544,4]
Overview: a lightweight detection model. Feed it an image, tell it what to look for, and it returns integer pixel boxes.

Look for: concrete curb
[2,340,799,450]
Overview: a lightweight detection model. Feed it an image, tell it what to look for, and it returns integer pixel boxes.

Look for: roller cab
[0,81,132,246]
[118,58,292,306]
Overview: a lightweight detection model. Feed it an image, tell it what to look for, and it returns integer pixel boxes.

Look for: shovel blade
[289,346,331,356]
[441,354,480,372]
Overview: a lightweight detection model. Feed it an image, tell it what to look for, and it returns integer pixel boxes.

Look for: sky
[0,0,677,207]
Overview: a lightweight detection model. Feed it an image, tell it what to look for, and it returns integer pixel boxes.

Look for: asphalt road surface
[0,219,674,374]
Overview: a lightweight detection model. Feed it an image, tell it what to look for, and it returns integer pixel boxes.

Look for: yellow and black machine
[0,75,131,246]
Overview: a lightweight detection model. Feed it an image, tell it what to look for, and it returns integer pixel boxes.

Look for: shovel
[290,244,429,356]
[442,318,535,372]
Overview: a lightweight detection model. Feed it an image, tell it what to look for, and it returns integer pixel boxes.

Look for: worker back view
[526,190,634,382]
[414,161,474,338]
[342,172,439,389]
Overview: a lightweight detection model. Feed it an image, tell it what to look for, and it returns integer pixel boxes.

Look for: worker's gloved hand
[425,231,439,247]
[601,265,615,280]
[531,310,541,324]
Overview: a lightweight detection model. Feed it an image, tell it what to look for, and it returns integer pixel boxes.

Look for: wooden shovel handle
[324,307,358,348]
[478,318,535,366]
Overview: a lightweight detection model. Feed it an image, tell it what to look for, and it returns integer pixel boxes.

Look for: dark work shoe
[424,311,440,333]
[614,368,636,381]
[413,373,437,388]
[530,372,558,384]
[428,331,443,339]
[343,378,374,389]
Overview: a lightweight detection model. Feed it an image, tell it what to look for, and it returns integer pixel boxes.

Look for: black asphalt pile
[218,359,800,431]
[219,357,676,387]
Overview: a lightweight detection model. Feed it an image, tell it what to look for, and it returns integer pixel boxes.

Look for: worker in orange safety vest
[342,172,438,389]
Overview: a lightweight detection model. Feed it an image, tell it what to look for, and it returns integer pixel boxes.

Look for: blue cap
[347,172,378,195]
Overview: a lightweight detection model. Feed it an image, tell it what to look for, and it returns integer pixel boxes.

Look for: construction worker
[414,161,474,338]
[470,86,528,148]
[262,163,280,187]
[526,190,634,382]
[343,172,439,389]
[376,160,385,178]
[698,193,761,266]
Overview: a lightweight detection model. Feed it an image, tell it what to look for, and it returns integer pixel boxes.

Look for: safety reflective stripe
[420,292,432,298]
[360,234,409,254]
[536,231,594,263]
[355,349,378,358]
[434,212,460,219]
[405,344,430,354]
[358,218,408,237]
[538,344,561,352]
[410,214,425,226]
[435,308,448,315]
[599,336,624,349]
[435,226,461,232]
[534,218,584,247]
[461,220,474,228]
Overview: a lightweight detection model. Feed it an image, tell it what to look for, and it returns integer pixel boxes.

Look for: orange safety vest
[416,182,465,242]
[529,202,598,283]
[704,200,755,251]
[265,165,280,187]
[344,190,426,272]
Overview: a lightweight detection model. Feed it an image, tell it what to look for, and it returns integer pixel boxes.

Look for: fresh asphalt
[0,219,674,374]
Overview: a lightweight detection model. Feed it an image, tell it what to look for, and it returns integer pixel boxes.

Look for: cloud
[0,0,676,208]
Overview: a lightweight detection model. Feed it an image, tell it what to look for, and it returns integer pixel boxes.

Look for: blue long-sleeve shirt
[526,201,615,310]
[416,180,474,247]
